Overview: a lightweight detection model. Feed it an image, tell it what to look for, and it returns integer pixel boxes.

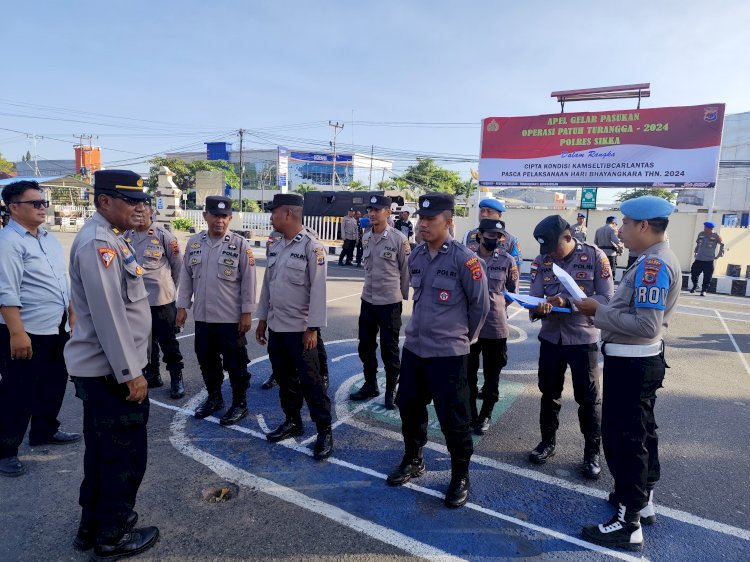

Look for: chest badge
[439,290,450,302]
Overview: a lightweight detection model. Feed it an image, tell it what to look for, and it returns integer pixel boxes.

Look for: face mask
[481,238,498,251]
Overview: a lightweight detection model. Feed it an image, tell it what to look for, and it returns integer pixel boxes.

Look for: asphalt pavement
[1,231,749,561]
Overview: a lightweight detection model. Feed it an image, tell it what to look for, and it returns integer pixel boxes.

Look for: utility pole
[368,144,374,189]
[238,129,245,212]
[27,134,43,176]
[329,121,344,189]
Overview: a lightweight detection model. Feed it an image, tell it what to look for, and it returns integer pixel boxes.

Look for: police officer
[0,180,80,478]
[578,196,681,551]
[349,195,410,410]
[467,219,518,435]
[690,221,724,296]
[339,208,358,266]
[572,213,588,242]
[256,193,333,460]
[176,196,257,426]
[387,193,489,509]
[64,170,158,558]
[394,209,414,242]
[124,200,185,398]
[528,215,614,480]
[354,210,364,267]
[463,198,522,268]
[594,216,623,272]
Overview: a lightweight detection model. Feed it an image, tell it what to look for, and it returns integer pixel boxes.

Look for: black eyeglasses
[12,199,49,209]
[109,194,146,207]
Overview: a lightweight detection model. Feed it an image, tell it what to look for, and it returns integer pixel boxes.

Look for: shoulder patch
[530,261,539,282]
[464,256,483,280]
[402,239,411,256]
[634,257,669,310]
[314,246,326,266]
[599,256,612,278]
[98,247,116,268]
[170,239,180,256]
[245,247,255,266]
[510,264,519,281]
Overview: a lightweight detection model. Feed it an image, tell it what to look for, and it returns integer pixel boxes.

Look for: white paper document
[503,292,571,313]
[552,263,587,301]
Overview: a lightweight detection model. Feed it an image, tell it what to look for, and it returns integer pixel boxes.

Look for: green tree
[0,152,14,175]
[148,157,239,192]
[376,180,393,190]
[294,184,315,195]
[231,199,261,212]
[616,188,676,203]
[400,158,463,194]
[348,180,368,191]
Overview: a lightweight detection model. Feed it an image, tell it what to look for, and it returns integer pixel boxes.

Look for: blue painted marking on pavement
[177,339,750,561]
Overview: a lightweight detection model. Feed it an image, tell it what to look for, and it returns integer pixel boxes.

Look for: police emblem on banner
[704,107,719,123]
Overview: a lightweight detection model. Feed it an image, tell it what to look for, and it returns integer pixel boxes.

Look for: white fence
[47,205,95,232]
[182,210,341,240]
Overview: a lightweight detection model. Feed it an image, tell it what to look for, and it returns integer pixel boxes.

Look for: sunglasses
[13,199,49,209]
[109,194,146,207]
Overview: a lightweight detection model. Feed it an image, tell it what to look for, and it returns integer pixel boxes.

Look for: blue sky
[1,0,748,182]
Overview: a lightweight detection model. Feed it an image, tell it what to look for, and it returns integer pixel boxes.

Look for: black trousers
[339,239,356,265]
[467,338,508,421]
[355,240,363,265]
[194,322,250,399]
[268,329,332,429]
[537,339,601,442]
[0,322,69,458]
[72,376,149,542]
[607,254,618,272]
[397,348,473,462]
[148,302,184,376]
[602,353,665,511]
[358,300,402,385]
[690,259,715,292]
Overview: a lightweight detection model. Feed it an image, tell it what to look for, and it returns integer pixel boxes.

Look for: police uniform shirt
[529,242,615,346]
[64,212,151,383]
[256,228,327,332]
[479,249,518,340]
[464,227,522,267]
[176,230,257,323]
[694,232,723,261]
[594,225,621,256]
[404,239,489,357]
[361,226,410,305]
[343,216,359,241]
[0,219,69,335]
[594,241,681,345]
[124,222,181,306]
[572,223,587,242]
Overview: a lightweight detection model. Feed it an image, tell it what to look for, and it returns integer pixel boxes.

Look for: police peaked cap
[620,196,675,220]
[94,170,148,200]
[366,194,392,209]
[265,193,304,211]
[415,192,454,216]
[478,218,506,234]
[533,215,570,254]
[205,195,233,215]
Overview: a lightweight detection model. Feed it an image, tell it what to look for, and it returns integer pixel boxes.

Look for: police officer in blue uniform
[578,196,681,551]
[387,193,489,508]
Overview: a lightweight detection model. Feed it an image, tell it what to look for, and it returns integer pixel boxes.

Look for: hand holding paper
[552,264,587,301]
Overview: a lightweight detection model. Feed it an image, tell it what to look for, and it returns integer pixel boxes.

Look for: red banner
[479,104,725,188]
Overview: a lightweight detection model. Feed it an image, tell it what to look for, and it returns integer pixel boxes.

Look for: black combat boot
[387,449,426,486]
[169,372,185,399]
[75,511,138,551]
[349,375,380,400]
[261,373,277,390]
[220,401,249,426]
[92,526,160,561]
[194,391,224,419]
[445,459,470,508]
[582,438,601,479]
[313,426,333,460]
[144,365,163,388]
[582,503,643,551]
[529,434,556,464]
[267,416,305,442]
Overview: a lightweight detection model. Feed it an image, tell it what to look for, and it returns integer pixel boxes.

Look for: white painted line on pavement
[714,309,750,378]
[326,292,364,304]
[167,397,466,562]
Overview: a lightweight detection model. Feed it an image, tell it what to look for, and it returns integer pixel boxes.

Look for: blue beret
[620,195,675,220]
[479,198,506,213]
[704,221,715,229]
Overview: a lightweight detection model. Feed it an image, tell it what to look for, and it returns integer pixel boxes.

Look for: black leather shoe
[220,403,248,426]
[169,374,185,399]
[29,431,82,447]
[0,456,25,477]
[313,428,333,460]
[75,511,138,551]
[700,291,705,297]
[194,394,224,419]
[349,383,380,401]
[267,419,304,442]
[384,389,397,410]
[92,526,159,561]
[444,474,470,508]
[529,440,556,464]
[474,417,491,435]
[582,452,602,479]
[261,374,277,390]
[689,286,696,293]
[386,457,426,486]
